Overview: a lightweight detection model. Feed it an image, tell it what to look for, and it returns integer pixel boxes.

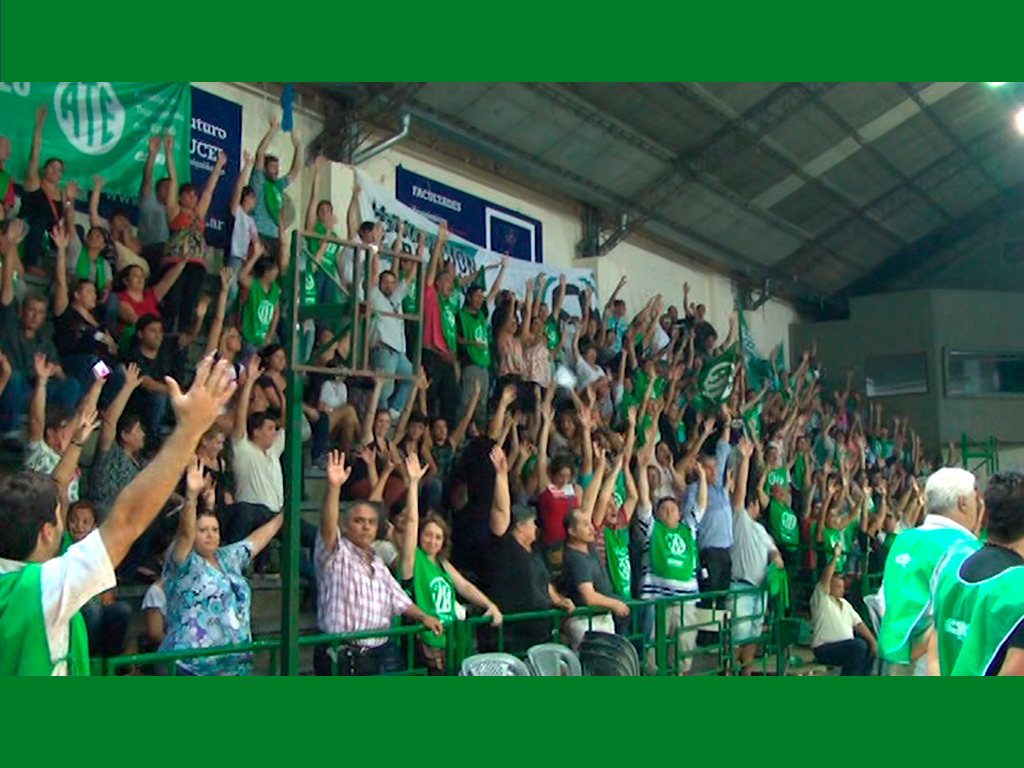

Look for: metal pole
[281,230,303,676]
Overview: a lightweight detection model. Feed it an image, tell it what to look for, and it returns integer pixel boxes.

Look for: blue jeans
[370,345,413,413]
[813,638,873,676]
[0,371,82,432]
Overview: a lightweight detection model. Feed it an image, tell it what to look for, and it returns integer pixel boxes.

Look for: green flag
[737,307,784,393]
[0,82,191,199]
[695,343,739,410]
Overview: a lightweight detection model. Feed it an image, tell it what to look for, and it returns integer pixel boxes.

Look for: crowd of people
[0,101,1019,677]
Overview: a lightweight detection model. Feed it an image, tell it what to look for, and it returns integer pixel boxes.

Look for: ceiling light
[1014,107,1024,134]
[988,82,1009,87]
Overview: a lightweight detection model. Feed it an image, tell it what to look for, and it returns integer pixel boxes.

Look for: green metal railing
[95,586,783,676]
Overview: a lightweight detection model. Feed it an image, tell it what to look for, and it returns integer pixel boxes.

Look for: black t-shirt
[20,188,60,266]
[560,544,613,607]
[53,308,109,359]
[486,532,552,613]
[960,544,1024,674]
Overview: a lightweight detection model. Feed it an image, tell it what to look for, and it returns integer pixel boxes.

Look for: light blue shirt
[685,439,733,550]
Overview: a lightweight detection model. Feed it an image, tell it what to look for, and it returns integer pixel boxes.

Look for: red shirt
[422,283,449,354]
[117,287,161,331]
[537,485,578,547]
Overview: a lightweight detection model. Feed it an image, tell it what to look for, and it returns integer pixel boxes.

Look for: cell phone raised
[92,360,111,379]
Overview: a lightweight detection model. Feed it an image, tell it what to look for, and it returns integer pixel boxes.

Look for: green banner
[737,308,784,393]
[0,82,191,199]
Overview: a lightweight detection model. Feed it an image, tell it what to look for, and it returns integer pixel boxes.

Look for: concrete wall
[791,288,1024,451]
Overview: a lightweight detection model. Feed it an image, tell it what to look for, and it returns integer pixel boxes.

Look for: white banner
[355,169,598,316]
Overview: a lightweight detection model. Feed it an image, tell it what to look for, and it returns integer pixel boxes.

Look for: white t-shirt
[229,206,258,263]
[0,530,115,675]
[576,356,605,388]
[24,441,79,503]
[731,509,777,586]
[810,583,862,648]
[231,430,286,512]
[141,581,167,617]
[319,379,348,411]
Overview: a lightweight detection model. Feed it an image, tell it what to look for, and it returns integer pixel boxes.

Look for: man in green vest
[0,356,237,675]
[456,257,505,431]
[878,467,981,676]
[931,471,1024,676]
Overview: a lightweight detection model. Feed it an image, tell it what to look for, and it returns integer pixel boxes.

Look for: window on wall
[946,350,1024,397]
[864,353,929,397]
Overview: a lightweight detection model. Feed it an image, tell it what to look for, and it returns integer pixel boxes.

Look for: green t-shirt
[242,279,280,345]
[439,291,459,354]
[768,499,799,548]
[604,527,631,600]
[649,520,696,583]
[458,306,491,368]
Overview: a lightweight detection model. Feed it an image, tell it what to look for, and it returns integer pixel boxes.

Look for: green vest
[302,223,340,306]
[649,520,695,583]
[793,453,806,491]
[242,279,280,345]
[604,527,631,600]
[933,541,1024,676]
[411,549,455,649]
[0,565,90,676]
[458,306,490,368]
[880,526,978,665]
[76,249,106,292]
[439,292,458,353]
[768,499,799,548]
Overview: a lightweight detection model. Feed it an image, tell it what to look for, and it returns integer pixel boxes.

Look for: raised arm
[97,364,142,453]
[233,356,262,441]
[27,354,55,444]
[100,358,236,567]
[425,222,447,288]
[319,450,351,555]
[489,446,511,536]
[230,150,254,213]
[449,378,480,448]
[399,454,428,581]
[140,135,160,198]
[1,220,26,306]
[346,175,361,240]
[286,131,302,184]
[152,257,188,303]
[23,104,46,192]
[196,151,227,219]
[163,134,180,221]
[254,116,279,169]
[171,458,205,564]
[487,255,508,303]
[733,438,753,517]
[306,155,326,232]
[360,377,385,446]
[819,542,841,586]
[51,224,69,316]
[202,269,233,357]
[52,407,98,497]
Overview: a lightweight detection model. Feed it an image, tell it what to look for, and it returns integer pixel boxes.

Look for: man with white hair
[877,467,982,675]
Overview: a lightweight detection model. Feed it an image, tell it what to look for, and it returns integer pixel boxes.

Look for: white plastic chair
[527,643,582,676]
[459,653,532,676]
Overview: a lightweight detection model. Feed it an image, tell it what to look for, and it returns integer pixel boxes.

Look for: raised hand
[33,352,56,381]
[147,135,161,155]
[242,149,253,166]
[405,453,428,483]
[123,362,142,391]
[325,450,351,488]
[500,384,517,406]
[49,223,68,251]
[64,179,79,202]
[73,407,100,444]
[738,438,754,459]
[219,267,232,291]
[246,354,263,382]
[166,356,237,436]
[91,174,106,189]
[314,154,327,171]
[489,445,509,474]
[185,456,206,497]
[34,103,47,128]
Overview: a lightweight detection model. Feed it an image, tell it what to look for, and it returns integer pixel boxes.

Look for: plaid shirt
[315,531,411,647]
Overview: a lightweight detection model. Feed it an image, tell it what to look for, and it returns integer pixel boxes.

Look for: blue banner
[189,86,242,249]
[396,166,543,264]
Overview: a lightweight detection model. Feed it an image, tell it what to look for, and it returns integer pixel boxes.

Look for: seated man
[0,356,236,675]
[0,223,81,436]
[811,542,877,675]
[314,451,441,676]
[482,446,574,654]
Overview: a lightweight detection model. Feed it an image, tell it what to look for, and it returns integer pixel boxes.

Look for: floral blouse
[160,541,254,676]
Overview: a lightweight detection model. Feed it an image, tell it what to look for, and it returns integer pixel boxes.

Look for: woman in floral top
[160,458,283,675]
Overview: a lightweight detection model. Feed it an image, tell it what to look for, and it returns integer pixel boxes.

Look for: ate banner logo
[54,82,125,156]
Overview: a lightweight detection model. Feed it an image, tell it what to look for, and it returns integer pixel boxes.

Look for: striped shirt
[314,531,411,647]
[635,499,705,597]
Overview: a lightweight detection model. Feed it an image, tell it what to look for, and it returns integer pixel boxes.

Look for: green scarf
[767,563,789,611]
[76,248,106,292]
[604,527,632,600]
